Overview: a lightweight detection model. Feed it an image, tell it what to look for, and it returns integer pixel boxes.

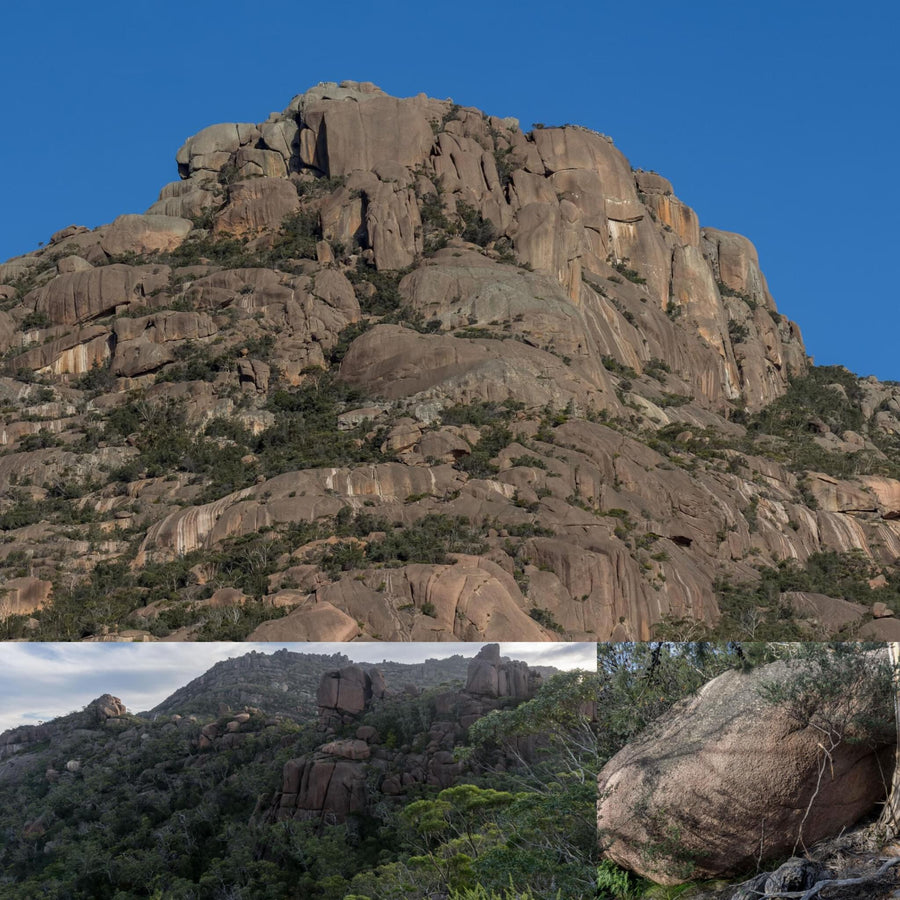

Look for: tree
[878,642,900,839]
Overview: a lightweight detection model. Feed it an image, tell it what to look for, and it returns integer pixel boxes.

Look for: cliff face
[2,81,900,640]
[266,644,544,824]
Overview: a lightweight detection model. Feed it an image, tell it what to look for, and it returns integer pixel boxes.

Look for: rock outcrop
[0,694,127,763]
[316,665,386,729]
[268,647,543,824]
[465,642,539,699]
[596,655,895,884]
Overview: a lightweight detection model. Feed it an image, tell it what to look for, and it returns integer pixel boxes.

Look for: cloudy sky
[0,642,596,732]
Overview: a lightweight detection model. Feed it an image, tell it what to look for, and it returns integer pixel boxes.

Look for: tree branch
[755,856,900,899]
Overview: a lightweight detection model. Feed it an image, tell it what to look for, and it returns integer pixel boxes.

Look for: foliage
[455,423,514,478]
[457,671,601,898]
[739,364,895,479]
[101,372,384,500]
[73,361,118,393]
[440,400,521,428]
[0,714,342,899]
[757,643,895,746]
[601,356,638,379]
[0,653,601,899]
[160,209,322,270]
[727,319,750,343]
[20,310,52,330]
[596,859,645,899]
[751,365,865,438]
[457,202,497,247]
[528,607,564,633]
[612,261,646,285]
[657,551,900,641]
[319,513,490,575]
[346,263,407,316]
[419,187,452,254]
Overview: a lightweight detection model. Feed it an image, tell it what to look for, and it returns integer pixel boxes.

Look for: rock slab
[597,656,895,884]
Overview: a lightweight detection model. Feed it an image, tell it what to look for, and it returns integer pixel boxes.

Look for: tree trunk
[878,642,900,840]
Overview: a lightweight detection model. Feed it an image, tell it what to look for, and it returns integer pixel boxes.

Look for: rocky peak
[156,78,804,416]
[465,643,541,699]
[3,82,900,644]
[0,694,127,763]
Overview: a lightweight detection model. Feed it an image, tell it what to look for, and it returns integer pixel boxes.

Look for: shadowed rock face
[3,80,900,641]
[268,649,544,824]
[316,665,386,728]
[596,655,896,884]
[465,642,539,698]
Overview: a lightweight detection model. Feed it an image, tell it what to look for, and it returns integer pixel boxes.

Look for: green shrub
[601,356,638,379]
[73,362,117,393]
[319,514,490,575]
[440,400,519,427]
[612,262,646,285]
[457,202,496,247]
[455,423,513,478]
[596,860,643,899]
[346,263,407,316]
[20,310,52,330]
[728,320,750,343]
[528,607,564,633]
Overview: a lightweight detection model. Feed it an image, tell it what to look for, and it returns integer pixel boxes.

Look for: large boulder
[297,89,435,176]
[214,177,300,235]
[26,264,170,325]
[277,754,367,822]
[316,665,384,720]
[99,214,192,256]
[86,694,127,721]
[597,655,895,884]
[175,122,260,178]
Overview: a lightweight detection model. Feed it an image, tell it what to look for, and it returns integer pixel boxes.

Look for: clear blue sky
[1,1,897,379]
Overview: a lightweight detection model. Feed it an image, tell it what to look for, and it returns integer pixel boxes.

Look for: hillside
[3,80,900,641]
[0,645,598,899]
[147,647,475,719]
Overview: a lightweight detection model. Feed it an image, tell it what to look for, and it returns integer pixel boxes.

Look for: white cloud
[0,642,596,732]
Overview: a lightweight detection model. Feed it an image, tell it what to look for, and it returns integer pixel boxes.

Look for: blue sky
[0,642,596,732]
[1,2,897,377]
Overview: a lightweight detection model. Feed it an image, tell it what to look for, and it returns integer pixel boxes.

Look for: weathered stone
[214,178,300,236]
[148,180,218,219]
[298,93,435,176]
[597,656,894,883]
[27,264,170,325]
[12,325,113,375]
[320,739,370,760]
[99,214,192,256]
[176,122,260,177]
[0,577,52,616]
[247,601,359,642]
[784,591,868,635]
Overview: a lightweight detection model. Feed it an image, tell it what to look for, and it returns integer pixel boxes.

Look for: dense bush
[656,549,900,641]
[750,365,865,437]
[320,513,490,575]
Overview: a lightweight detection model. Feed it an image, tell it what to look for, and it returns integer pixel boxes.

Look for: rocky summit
[3,80,900,641]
